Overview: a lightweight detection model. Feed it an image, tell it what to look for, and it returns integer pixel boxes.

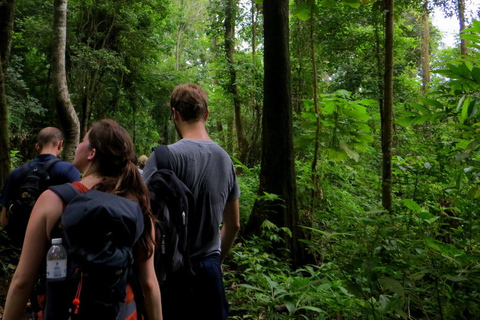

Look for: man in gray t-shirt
[143,83,240,320]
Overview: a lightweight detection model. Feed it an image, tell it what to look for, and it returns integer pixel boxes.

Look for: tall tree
[225,0,249,163]
[458,0,467,57]
[52,0,80,160]
[421,0,430,94]
[245,0,304,267]
[382,0,394,212]
[0,0,15,184]
[309,0,322,209]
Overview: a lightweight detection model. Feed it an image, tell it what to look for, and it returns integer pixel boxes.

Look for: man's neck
[178,122,212,142]
[39,147,60,157]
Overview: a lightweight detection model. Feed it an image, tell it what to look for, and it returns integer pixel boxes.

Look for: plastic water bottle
[46,238,67,281]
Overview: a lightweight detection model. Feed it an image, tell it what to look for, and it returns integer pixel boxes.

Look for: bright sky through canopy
[432,0,479,48]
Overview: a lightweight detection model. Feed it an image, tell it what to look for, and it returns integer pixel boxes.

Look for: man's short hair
[170,83,208,122]
[138,155,148,169]
[36,127,64,149]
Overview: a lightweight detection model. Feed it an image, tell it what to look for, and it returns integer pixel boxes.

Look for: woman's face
[73,132,93,173]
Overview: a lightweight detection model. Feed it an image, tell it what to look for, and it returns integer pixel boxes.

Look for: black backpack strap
[152,145,170,170]
[49,183,80,239]
[42,158,61,173]
[49,183,80,204]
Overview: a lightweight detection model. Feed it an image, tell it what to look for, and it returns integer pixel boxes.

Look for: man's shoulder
[51,160,80,176]
[8,164,30,181]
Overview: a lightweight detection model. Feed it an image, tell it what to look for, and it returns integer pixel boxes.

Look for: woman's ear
[87,148,96,160]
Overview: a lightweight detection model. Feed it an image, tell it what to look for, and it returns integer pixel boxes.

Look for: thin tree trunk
[175,23,186,71]
[421,1,430,94]
[458,0,467,57]
[245,0,305,267]
[0,54,10,186]
[251,0,256,58]
[382,0,394,212]
[250,0,261,165]
[374,7,384,145]
[0,0,15,184]
[309,0,322,209]
[225,0,249,163]
[0,0,15,70]
[52,0,80,161]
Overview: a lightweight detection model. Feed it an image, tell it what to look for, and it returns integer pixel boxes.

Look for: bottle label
[46,260,67,280]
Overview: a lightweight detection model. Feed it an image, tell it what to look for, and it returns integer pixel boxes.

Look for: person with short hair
[0,127,80,230]
[143,83,241,320]
[137,155,148,174]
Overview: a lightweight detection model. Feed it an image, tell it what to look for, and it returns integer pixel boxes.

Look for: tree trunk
[175,23,186,71]
[458,0,467,57]
[0,0,15,70]
[421,1,430,94]
[0,0,15,185]
[309,0,322,209]
[245,0,304,267]
[52,0,80,161]
[373,6,384,145]
[382,0,394,213]
[225,0,249,164]
[0,54,10,186]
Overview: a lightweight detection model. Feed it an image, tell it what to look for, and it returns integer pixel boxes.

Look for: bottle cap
[52,238,62,245]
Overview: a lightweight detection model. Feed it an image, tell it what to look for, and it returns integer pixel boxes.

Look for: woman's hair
[87,119,155,260]
[170,83,208,122]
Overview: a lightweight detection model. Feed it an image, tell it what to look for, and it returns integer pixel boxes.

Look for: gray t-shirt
[143,139,240,258]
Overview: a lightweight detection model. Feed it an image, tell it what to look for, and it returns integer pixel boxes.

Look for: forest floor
[0,272,31,320]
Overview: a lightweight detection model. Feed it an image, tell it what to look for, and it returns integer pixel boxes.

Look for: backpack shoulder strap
[152,145,170,170]
[49,183,80,240]
[42,158,61,173]
[49,183,80,204]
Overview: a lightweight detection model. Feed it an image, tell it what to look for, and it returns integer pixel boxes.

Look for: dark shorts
[161,255,228,320]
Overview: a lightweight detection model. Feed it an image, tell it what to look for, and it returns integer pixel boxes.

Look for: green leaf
[340,142,360,161]
[460,33,480,42]
[320,0,336,6]
[301,226,352,238]
[472,67,480,83]
[467,187,479,200]
[378,277,405,297]
[293,2,311,21]
[460,96,471,123]
[342,0,361,8]
[238,284,264,292]
[456,95,467,112]
[404,199,421,213]
[445,275,468,282]
[418,97,443,109]
[408,102,431,113]
[359,99,376,106]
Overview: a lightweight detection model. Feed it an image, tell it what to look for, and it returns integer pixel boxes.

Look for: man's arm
[220,199,240,263]
[1,206,8,228]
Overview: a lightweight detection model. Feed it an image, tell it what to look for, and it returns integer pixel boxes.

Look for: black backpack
[6,158,61,248]
[148,145,195,283]
[45,183,144,320]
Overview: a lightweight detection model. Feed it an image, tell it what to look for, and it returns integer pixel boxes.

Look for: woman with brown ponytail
[3,119,162,320]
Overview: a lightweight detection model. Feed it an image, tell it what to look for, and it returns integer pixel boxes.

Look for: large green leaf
[378,277,405,297]
[293,2,311,21]
[418,97,443,109]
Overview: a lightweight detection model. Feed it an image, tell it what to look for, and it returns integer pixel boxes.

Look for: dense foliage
[1,0,480,319]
